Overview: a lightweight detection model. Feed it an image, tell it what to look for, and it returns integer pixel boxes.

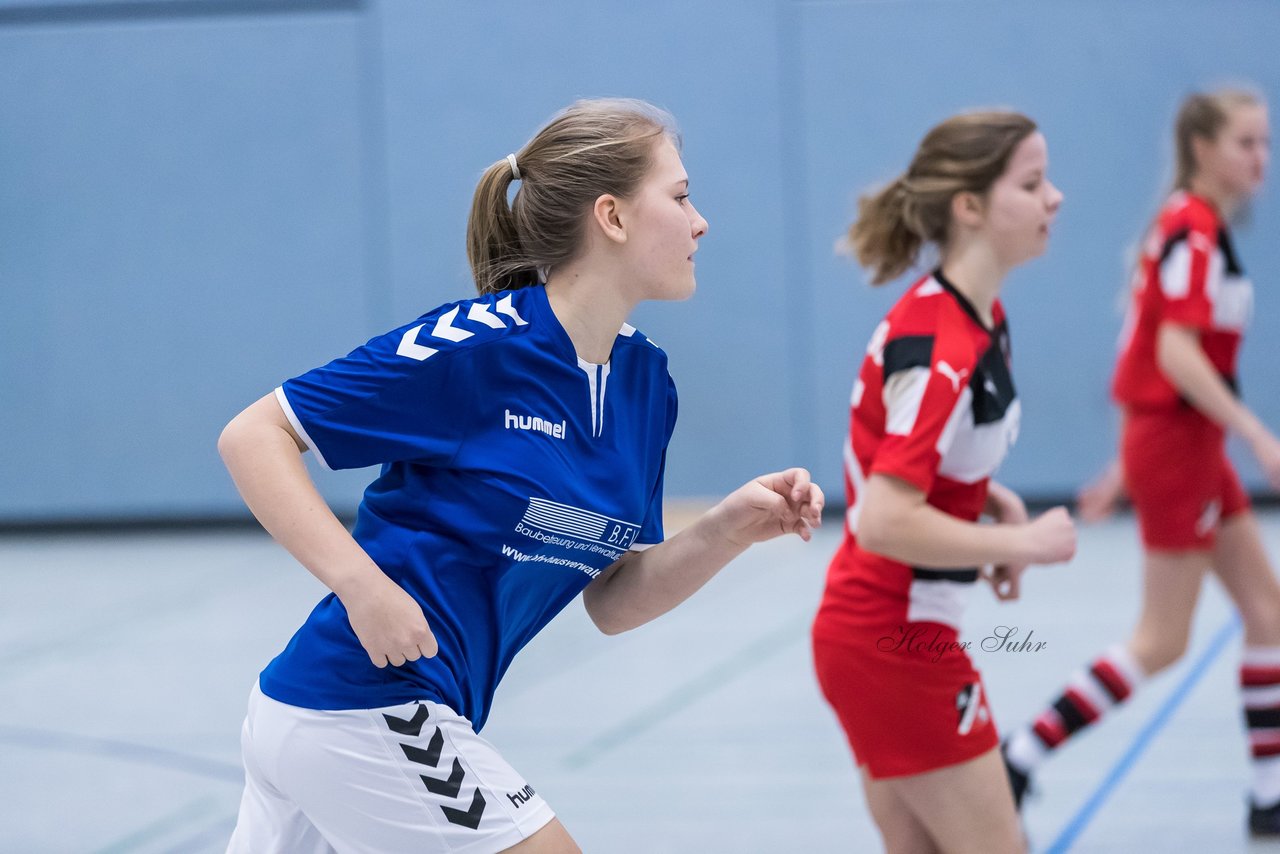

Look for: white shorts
[227,681,555,854]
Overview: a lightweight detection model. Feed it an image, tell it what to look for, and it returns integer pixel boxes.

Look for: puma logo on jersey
[936,360,970,393]
[1195,499,1222,537]
[505,409,566,440]
[956,681,989,736]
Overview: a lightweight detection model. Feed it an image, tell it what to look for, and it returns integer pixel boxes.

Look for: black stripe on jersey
[1180,373,1238,410]
[1218,227,1244,276]
[912,567,979,584]
[1157,225,1245,276]
[882,335,934,379]
[1157,227,1191,264]
[933,268,992,335]
[970,333,1018,426]
[933,267,1018,424]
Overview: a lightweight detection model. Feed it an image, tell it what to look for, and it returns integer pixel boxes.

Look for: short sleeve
[1159,226,1222,331]
[869,334,971,494]
[630,373,678,551]
[276,317,475,471]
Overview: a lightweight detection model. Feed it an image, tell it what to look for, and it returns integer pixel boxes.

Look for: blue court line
[92,797,221,854]
[0,725,243,783]
[561,610,812,769]
[1042,614,1242,853]
[156,814,239,854]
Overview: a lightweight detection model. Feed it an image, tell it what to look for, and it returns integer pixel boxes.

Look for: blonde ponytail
[466,157,538,296]
[845,111,1037,285]
[848,176,923,285]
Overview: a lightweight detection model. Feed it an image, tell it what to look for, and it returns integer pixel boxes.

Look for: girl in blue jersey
[219,98,824,853]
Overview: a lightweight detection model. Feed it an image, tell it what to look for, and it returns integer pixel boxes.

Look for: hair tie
[506,153,521,181]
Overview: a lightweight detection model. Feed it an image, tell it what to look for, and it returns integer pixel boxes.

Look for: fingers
[755,469,824,534]
[757,467,811,501]
[363,630,438,669]
[1000,571,1021,601]
[803,482,826,523]
[987,566,1011,600]
[786,467,811,502]
[984,564,1025,601]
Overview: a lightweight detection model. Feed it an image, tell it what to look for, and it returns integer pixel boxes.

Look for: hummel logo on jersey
[505,409,566,440]
[506,784,536,808]
[936,360,970,393]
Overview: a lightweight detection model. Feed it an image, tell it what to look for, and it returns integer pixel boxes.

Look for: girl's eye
[676,194,690,204]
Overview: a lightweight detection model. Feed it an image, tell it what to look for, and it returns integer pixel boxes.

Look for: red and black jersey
[1113,191,1252,410]
[815,270,1020,637]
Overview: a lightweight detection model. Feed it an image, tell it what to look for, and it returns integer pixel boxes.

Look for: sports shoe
[1249,799,1280,836]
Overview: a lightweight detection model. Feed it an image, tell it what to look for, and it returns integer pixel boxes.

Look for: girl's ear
[950,190,985,230]
[592,194,627,245]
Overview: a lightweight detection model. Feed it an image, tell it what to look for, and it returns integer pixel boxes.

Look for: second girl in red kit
[812,110,1076,853]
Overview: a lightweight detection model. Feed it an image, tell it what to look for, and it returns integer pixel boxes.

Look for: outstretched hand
[1249,432,1280,492]
[710,467,825,548]
[1076,459,1125,523]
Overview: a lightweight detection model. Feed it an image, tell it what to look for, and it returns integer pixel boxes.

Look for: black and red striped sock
[1006,645,1146,773]
[1242,645,1280,808]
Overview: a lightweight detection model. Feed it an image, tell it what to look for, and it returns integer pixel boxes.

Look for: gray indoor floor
[5,510,1280,853]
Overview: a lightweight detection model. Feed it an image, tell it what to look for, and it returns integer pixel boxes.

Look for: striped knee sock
[1005,645,1146,773]
[1242,645,1280,807]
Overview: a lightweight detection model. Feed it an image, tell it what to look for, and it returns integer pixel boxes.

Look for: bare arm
[582,468,824,635]
[856,473,1074,570]
[981,480,1031,600]
[217,392,437,665]
[1157,322,1280,488]
[1157,322,1264,436]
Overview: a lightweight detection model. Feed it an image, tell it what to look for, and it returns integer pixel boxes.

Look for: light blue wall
[3,0,1279,522]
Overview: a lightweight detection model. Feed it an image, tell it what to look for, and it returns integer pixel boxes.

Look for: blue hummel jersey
[259,284,676,730]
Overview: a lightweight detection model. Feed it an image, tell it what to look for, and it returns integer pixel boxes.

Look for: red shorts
[1122,408,1249,551]
[811,625,998,779]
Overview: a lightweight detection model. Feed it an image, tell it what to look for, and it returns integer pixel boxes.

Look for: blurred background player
[1002,87,1280,837]
[811,111,1076,854]
[218,98,823,853]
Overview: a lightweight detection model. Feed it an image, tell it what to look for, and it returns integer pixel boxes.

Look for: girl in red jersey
[1002,89,1280,836]
[811,111,1076,854]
